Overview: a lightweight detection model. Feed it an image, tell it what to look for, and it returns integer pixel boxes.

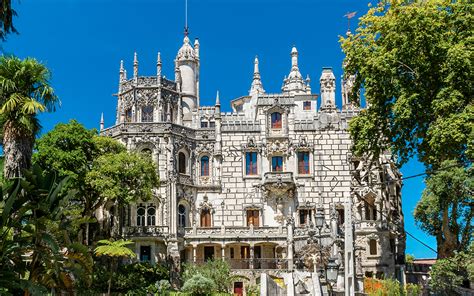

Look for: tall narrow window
[299,209,312,226]
[137,206,145,226]
[246,210,260,227]
[141,105,153,122]
[178,204,186,227]
[147,206,156,226]
[297,151,310,174]
[365,199,377,221]
[125,108,132,123]
[271,112,282,129]
[337,208,345,225]
[369,239,377,255]
[245,152,258,175]
[201,156,210,176]
[303,101,311,110]
[271,156,283,172]
[178,152,187,174]
[200,208,212,227]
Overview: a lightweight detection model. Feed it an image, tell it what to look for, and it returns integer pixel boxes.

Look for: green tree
[34,120,159,243]
[0,56,59,179]
[182,259,236,293]
[429,245,473,295]
[414,161,472,257]
[181,273,217,296]
[341,0,473,257]
[0,0,18,41]
[94,239,136,296]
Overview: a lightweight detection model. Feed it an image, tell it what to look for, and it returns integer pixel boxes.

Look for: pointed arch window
[137,206,146,226]
[125,108,132,123]
[271,112,282,129]
[178,204,187,227]
[141,105,153,122]
[200,156,210,176]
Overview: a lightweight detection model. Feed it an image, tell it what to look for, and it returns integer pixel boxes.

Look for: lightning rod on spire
[184,0,189,36]
[344,11,357,33]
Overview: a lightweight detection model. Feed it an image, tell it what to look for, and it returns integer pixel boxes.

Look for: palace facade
[100,31,405,294]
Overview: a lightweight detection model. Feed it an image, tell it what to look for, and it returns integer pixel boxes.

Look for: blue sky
[3,0,437,258]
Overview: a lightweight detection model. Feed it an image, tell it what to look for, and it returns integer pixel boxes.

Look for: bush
[182,274,216,295]
[405,283,422,296]
[182,259,235,293]
[366,278,404,296]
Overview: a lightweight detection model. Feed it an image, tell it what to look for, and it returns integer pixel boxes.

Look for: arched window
[271,112,282,129]
[137,206,146,226]
[125,108,133,123]
[369,239,377,255]
[200,208,212,227]
[201,156,210,176]
[178,152,187,174]
[141,105,153,122]
[147,206,156,226]
[178,204,186,227]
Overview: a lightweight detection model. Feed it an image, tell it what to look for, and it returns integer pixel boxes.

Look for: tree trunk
[3,120,33,179]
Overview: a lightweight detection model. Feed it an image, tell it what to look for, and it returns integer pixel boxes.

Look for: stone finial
[291,46,298,69]
[119,60,126,82]
[133,52,138,78]
[194,38,200,59]
[215,90,220,106]
[282,46,309,94]
[157,52,162,78]
[249,56,265,95]
[100,113,104,131]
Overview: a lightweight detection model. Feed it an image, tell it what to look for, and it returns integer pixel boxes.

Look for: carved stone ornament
[264,139,291,156]
[198,196,215,214]
[195,142,215,155]
[136,89,158,106]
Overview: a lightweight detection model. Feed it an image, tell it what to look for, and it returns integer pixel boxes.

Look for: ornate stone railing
[264,172,294,184]
[178,174,193,185]
[123,225,169,237]
[101,122,196,139]
[183,226,287,239]
[356,220,389,231]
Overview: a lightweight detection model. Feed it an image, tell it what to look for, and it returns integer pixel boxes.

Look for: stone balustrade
[183,226,287,240]
[123,225,169,238]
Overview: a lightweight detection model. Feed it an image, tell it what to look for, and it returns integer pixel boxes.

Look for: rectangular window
[201,121,208,128]
[271,112,282,129]
[297,151,310,174]
[246,210,260,227]
[245,152,258,175]
[369,239,377,255]
[303,101,311,110]
[200,156,210,176]
[209,121,215,128]
[299,209,312,226]
[271,156,283,172]
[140,245,151,262]
[337,208,345,225]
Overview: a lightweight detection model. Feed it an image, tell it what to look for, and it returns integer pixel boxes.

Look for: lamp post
[315,207,325,275]
[326,257,340,296]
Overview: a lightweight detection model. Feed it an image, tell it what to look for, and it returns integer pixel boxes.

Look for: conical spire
[119,60,126,82]
[282,46,310,94]
[249,56,265,95]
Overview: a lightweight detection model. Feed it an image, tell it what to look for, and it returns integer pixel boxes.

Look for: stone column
[249,245,255,269]
[192,245,197,263]
[221,244,225,260]
[344,196,355,296]
[287,217,294,271]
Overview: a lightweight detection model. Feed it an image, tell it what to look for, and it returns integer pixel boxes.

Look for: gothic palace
[100,31,406,294]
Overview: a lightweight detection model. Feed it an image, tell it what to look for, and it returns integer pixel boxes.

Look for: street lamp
[314,207,325,275]
[326,257,339,284]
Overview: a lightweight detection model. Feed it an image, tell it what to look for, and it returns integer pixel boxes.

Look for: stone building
[100,30,406,294]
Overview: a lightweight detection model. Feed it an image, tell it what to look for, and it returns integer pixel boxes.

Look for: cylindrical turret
[176,35,199,118]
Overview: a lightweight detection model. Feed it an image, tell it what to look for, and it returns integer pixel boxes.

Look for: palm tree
[0,0,17,40]
[94,239,136,296]
[0,56,59,178]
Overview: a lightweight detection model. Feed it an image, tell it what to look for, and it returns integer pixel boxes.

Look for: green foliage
[0,56,59,178]
[405,284,422,296]
[0,165,92,294]
[182,274,217,296]
[86,261,169,295]
[94,239,136,258]
[0,0,18,40]
[245,284,260,296]
[341,0,473,167]
[405,254,415,265]
[430,245,473,295]
[414,160,472,257]
[182,259,236,293]
[341,0,473,258]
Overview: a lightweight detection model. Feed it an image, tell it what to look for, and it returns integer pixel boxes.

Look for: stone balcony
[182,226,287,241]
[262,172,296,198]
[123,225,169,239]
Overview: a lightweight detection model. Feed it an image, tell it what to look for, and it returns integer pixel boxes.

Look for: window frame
[271,112,282,129]
[200,208,212,227]
[271,156,284,172]
[297,151,310,175]
[303,101,312,111]
[141,105,154,122]
[246,209,260,227]
[298,209,312,226]
[200,155,210,177]
[245,151,259,176]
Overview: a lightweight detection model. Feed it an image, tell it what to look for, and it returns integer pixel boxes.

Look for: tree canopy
[341,0,473,258]
[341,0,473,168]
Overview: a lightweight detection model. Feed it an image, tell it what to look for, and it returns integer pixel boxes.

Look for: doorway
[233,282,243,296]
[204,246,214,262]
[140,245,151,262]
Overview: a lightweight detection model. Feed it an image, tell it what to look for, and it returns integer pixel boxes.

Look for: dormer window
[271,112,282,129]
[271,156,283,172]
[141,105,153,122]
[303,101,311,110]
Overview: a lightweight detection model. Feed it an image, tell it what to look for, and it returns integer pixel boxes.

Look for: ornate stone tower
[175,31,200,126]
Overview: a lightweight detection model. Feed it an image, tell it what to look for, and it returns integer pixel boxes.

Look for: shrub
[405,283,422,296]
[182,274,216,295]
[182,259,235,292]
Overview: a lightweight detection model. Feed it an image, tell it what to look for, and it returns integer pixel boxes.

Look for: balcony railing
[264,171,294,184]
[191,258,290,270]
[123,225,169,237]
[183,226,287,239]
